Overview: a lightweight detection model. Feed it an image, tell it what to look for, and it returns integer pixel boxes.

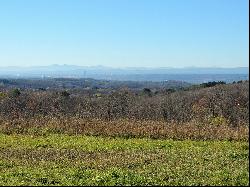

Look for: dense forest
[0,78,191,91]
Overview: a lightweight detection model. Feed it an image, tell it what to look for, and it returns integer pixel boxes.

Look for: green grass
[0,133,248,186]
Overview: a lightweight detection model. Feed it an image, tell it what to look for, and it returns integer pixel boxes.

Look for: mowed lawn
[0,133,248,186]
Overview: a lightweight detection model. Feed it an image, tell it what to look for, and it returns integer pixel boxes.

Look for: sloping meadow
[0,134,248,186]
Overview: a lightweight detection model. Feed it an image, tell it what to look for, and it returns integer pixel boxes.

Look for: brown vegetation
[0,81,248,140]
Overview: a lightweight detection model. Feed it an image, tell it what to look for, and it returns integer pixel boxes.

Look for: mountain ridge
[0,65,248,73]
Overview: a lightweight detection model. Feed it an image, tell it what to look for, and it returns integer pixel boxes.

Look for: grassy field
[0,133,248,186]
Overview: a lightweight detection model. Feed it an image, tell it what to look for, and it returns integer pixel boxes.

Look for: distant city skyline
[0,0,249,68]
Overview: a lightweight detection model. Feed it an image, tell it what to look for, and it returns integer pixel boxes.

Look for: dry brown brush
[0,81,248,140]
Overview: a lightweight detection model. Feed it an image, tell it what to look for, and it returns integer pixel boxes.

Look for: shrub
[10,88,21,97]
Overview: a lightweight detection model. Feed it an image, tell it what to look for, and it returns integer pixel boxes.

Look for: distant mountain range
[0,65,248,83]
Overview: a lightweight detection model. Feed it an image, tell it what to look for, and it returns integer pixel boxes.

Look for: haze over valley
[0,65,248,83]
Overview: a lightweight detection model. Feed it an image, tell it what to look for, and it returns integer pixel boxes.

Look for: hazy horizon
[0,64,249,69]
[0,0,249,68]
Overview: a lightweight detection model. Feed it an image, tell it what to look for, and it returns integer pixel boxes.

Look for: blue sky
[0,0,248,68]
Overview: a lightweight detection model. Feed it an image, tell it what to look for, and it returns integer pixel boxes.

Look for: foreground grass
[0,134,249,186]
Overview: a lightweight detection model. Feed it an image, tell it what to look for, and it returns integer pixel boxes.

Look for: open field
[0,133,248,186]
